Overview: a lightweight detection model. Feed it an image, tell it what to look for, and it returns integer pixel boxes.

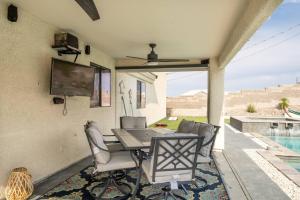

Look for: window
[137,80,146,109]
[90,67,100,107]
[90,63,111,107]
[100,69,111,107]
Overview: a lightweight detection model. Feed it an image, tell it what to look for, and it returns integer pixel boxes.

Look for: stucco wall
[116,72,167,127]
[0,2,115,197]
[208,58,225,150]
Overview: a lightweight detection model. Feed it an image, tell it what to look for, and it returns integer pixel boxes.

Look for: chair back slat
[150,134,204,182]
[120,116,147,129]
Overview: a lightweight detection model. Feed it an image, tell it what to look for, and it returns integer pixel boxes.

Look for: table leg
[131,150,144,200]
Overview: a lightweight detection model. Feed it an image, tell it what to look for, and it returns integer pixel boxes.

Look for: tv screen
[50,58,94,96]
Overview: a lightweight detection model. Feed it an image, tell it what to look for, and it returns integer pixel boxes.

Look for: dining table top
[111,128,173,150]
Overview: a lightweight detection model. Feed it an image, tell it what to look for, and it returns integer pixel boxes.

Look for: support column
[208,58,225,150]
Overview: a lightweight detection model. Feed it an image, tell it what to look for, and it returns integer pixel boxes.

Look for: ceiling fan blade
[158,59,190,62]
[75,0,100,21]
[126,56,147,60]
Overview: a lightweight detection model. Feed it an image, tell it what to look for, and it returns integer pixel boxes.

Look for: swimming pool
[269,136,300,154]
[278,156,300,172]
[269,136,300,172]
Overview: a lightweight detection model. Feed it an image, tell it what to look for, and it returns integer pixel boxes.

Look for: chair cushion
[86,126,110,164]
[87,121,100,131]
[96,151,136,172]
[176,119,195,133]
[106,143,125,152]
[120,116,147,129]
[196,122,215,157]
[191,122,201,134]
[142,159,193,184]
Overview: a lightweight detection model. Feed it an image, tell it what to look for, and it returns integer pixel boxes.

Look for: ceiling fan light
[147,61,159,66]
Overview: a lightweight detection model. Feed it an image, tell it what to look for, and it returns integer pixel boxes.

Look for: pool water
[286,159,300,172]
[269,136,300,154]
[269,136,300,172]
[279,156,300,172]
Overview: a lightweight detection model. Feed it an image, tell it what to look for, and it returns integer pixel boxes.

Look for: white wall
[0,2,115,197]
[116,72,167,127]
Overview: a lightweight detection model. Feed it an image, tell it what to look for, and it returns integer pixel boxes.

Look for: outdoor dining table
[111,127,173,199]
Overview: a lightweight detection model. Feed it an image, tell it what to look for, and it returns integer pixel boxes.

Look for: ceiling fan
[74,0,100,21]
[127,43,189,65]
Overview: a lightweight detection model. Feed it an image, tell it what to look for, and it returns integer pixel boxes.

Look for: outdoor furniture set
[84,117,220,199]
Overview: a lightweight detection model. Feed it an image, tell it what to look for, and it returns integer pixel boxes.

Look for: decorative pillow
[196,122,215,157]
[86,126,110,164]
[176,119,195,133]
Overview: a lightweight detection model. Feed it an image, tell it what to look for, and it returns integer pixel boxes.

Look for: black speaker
[8,4,18,22]
[85,45,90,55]
[54,33,79,49]
[53,97,64,104]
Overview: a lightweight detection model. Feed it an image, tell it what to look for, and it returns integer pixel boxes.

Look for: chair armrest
[106,143,125,152]
[103,135,119,142]
[129,150,151,168]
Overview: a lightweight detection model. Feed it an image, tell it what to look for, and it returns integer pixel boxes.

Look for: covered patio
[0,0,284,199]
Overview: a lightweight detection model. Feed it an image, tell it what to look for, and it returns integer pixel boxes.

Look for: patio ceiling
[6,0,282,69]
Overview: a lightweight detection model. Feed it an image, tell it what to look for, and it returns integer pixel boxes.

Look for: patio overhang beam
[115,63,208,72]
[218,0,283,68]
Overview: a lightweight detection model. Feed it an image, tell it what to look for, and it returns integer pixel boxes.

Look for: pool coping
[249,132,300,187]
[231,116,300,123]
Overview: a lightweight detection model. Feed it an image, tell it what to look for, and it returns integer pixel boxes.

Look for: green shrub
[246,104,256,113]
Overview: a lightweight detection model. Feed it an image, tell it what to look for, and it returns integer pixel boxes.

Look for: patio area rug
[39,163,228,200]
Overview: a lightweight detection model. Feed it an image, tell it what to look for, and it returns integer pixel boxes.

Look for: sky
[167,0,300,96]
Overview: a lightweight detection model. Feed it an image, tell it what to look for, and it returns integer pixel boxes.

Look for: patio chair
[176,119,195,133]
[192,122,220,187]
[120,116,147,129]
[193,122,220,166]
[84,122,136,199]
[87,121,124,152]
[87,121,127,180]
[142,133,204,200]
[175,120,220,166]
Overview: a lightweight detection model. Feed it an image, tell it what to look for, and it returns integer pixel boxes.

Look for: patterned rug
[39,163,228,200]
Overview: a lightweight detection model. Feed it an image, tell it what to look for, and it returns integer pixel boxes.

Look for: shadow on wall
[118,80,159,114]
[116,72,166,126]
[117,77,160,114]
[146,80,159,105]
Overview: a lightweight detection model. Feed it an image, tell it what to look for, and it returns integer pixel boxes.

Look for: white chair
[142,133,204,200]
[84,122,136,199]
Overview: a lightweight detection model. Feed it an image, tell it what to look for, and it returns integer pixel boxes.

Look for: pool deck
[215,125,300,200]
[250,132,300,187]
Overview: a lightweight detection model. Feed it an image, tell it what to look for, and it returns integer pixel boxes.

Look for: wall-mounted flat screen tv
[50,58,95,96]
